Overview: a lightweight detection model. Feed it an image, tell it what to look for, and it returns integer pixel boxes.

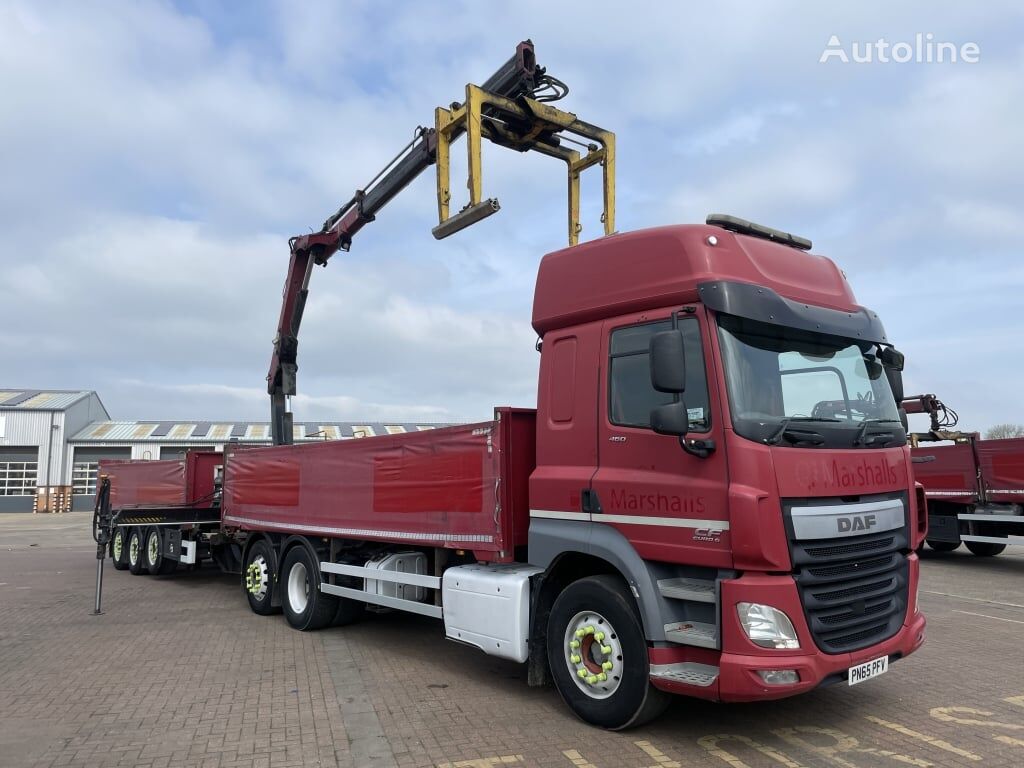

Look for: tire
[332,594,365,627]
[281,545,337,631]
[244,539,280,615]
[965,540,1006,557]
[128,529,146,575]
[927,540,960,552]
[110,527,130,571]
[144,528,163,575]
[546,575,670,730]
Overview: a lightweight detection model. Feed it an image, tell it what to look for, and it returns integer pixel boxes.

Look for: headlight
[737,603,801,649]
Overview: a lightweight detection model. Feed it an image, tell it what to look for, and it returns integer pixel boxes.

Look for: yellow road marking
[438,757,523,768]
[865,716,982,761]
[562,750,598,768]
[634,740,681,768]
[930,706,1024,730]
[697,734,805,768]
[994,735,1024,747]
[774,725,931,768]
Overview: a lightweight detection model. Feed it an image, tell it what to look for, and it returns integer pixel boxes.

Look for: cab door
[589,306,731,567]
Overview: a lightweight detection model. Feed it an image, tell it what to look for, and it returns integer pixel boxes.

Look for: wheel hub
[113,531,123,560]
[148,532,159,564]
[287,561,309,613]
[246,556,270,600]
[564,610,624,699]
[129,535,140,565]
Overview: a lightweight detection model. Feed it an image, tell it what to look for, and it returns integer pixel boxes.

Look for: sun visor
[698,280,888,343]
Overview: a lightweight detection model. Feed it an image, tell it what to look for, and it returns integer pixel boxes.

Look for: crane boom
[267,41,615,445]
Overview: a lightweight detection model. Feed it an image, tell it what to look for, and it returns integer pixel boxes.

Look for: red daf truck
[95,43,925,729]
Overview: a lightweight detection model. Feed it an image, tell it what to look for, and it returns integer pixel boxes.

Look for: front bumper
[714,608,925,702]
[649,559,926,702]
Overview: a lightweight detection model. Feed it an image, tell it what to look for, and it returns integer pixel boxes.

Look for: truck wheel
[965,541,1006,557]
[281,546,337,631]
[332,595,365,626]
[144,528,165,575]
[926,540,960,552]
[244,540,280,616]
[128,529,146,575]
[546,575,670,730]
[111,527,130,571]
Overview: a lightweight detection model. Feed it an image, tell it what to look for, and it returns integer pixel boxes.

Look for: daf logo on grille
[837,513,877,533]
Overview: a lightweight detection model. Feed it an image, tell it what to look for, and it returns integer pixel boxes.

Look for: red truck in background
[905,395,1024,556]
[94,43,926,729]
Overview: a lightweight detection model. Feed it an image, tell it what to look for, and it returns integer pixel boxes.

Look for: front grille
[805,536,894,559]
[787,501,909,654]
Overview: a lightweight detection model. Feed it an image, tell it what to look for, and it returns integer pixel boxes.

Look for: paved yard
[1,514,1022,768]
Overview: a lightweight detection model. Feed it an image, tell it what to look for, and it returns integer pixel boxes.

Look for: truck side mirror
[650,330,687,393]
[880,347,905,404]
[651,401,690,436]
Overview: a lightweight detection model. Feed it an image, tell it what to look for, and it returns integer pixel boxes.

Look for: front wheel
[546,575,669,730]
[965,540,1006,557]
[927,540,960,552]
[281,545,337,631]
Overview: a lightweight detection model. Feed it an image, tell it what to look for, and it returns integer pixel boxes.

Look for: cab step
[657,577,716,603]
[664,620,718,649]
[650,662,719,688]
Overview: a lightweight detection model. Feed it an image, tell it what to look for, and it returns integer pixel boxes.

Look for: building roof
[69,420,453,443]
[0,389,95,411]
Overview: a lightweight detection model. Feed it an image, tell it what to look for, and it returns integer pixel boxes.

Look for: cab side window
[608,318,711,431]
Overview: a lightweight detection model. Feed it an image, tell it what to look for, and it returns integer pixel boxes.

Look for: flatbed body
[912,437,1024,551]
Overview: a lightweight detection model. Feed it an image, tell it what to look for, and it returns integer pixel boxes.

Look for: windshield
[717,314,905,448]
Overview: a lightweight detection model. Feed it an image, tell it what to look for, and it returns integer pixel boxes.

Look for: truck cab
[528,219,926,720]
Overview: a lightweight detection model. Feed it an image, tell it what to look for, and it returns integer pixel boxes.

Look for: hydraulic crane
[267,41,616,444]
[902,393,971,445]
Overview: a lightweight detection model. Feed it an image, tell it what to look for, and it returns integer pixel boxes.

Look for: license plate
[848,655,889,686]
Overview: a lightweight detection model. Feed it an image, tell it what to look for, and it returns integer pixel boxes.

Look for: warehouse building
[0,388,443,513]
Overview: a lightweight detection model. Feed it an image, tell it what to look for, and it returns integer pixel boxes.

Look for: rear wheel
[927,540,960,552]
[332,593,365,626]
[244,539,280,615]
[546,575,669,730]
[965,540,1006,557]
[128,529,146,575]
[281,545,337,631]
[111,527,130,571]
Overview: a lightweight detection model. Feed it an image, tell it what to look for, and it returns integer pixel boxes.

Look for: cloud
[0,0,1022,434]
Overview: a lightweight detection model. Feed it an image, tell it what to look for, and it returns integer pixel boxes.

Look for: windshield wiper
[853,418,902,447]
[765,417,839,445]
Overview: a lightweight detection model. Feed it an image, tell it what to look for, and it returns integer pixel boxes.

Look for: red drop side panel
[977,438,1024,503]
[221,410,535,561]
[909,443,977,504]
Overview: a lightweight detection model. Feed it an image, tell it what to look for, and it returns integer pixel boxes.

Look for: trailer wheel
[546,575,670,730]
[128,529,146,575]
[111,527,130,571]
[244,540,280,616]
[281,546,337,631]
[965,540,1006,557]
[926,540,960,552]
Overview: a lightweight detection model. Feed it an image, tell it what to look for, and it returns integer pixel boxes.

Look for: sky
[1,1,1022,434]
